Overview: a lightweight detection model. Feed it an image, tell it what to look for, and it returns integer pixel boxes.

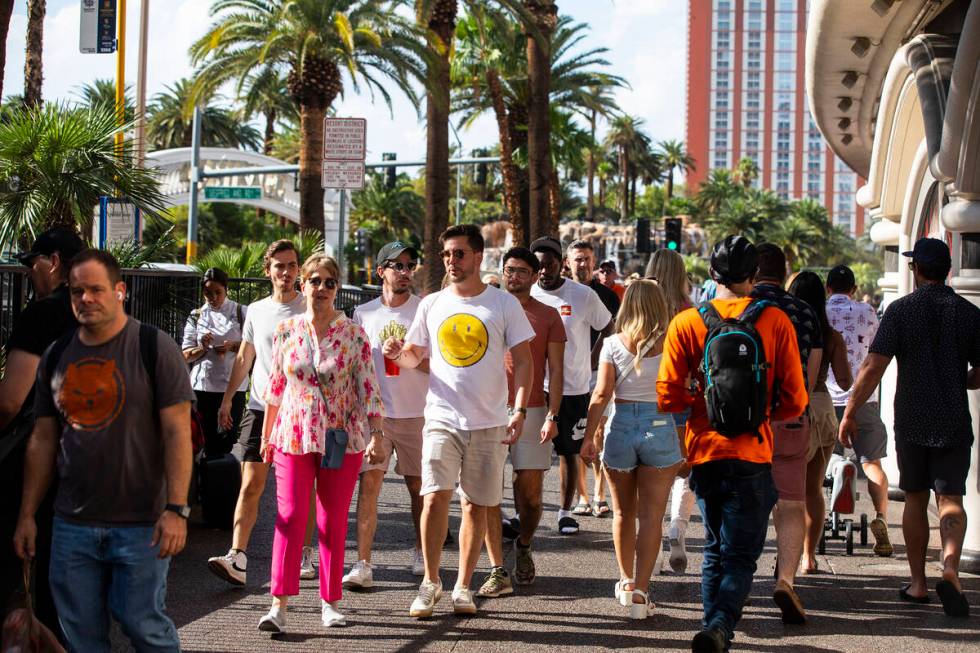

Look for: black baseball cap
[529,236,563,259]
[709,235,758,284]
[16,226,85,267]
[598,259,617,272]
[902,237,951,266]
[375,241,418,267]
[826,265,856,290]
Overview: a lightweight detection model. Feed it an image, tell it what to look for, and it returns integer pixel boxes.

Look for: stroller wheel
[860,513,869,546]
[845,521,854,555]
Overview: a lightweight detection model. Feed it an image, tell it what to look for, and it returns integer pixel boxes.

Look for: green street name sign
[204,186,262,200]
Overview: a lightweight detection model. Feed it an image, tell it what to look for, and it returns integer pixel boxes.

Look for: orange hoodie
[657,297,807,466]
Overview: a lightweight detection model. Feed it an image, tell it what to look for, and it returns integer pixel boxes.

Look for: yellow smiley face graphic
[437,313,489,368]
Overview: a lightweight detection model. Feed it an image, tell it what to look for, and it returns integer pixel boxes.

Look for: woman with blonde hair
[257,254,384,633]
[580,280,683,619]
[646,248,697,574]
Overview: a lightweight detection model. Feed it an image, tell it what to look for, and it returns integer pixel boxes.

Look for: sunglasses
[441,248,473,261]
[502,266,532,278]
[385,261,418,273]
[307,276,338,290]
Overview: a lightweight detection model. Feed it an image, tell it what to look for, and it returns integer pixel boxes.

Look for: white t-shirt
[599,334,661,402]
[353,295,428,419]
[531,279,612,396]
[242,293,306,411]
[181,299,249,393]
[405,285,535,430]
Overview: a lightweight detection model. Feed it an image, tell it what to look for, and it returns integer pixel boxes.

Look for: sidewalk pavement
[140,463,977,652]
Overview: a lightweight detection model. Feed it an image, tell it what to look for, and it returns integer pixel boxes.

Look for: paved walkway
[149,463,978,652]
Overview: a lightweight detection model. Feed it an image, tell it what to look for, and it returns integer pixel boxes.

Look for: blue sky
[2,0,687,164]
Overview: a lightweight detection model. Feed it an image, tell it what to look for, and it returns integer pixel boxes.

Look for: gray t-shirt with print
[34,319,195,525]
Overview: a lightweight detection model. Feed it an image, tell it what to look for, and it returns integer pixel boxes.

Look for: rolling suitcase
[199,453,241,529]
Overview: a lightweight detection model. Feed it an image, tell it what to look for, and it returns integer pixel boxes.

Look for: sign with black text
[80,0,117,54]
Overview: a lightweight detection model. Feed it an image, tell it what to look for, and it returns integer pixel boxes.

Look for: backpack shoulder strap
[739,299,772,326]
[697,301,724,332]
[45,328,79,380]
[236,303,244,328]
[138,322,159,411]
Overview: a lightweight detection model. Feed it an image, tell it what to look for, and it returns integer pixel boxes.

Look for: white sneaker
[342,560,373,589]
[300,546,317,580]
[321,600,346,627]
[409,579,443,618]
[257,606,285,633]
[451,587,477,615]
[411,549,425,577]
[208,549,246,587]
[667,520,688,574]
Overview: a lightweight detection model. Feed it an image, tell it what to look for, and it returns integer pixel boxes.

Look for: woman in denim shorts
[581,280,684,619]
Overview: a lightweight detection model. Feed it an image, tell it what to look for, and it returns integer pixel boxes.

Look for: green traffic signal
[667,241,678,250]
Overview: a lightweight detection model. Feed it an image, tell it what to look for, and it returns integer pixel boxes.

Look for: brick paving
[120,463,978,652]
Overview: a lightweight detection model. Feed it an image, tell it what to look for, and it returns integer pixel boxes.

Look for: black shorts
[896,440,971,496]
[550,393,590,456]
[232,408,265,463]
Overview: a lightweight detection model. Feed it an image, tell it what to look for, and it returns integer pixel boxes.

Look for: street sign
[321,161,366,190]
[322,117,367,161]
[80,0,117,54]
[204,186,263,200]
[95,197,140,248]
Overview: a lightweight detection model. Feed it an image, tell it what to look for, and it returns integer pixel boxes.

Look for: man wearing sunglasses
[383,224,535,618]
[343,242,429,590]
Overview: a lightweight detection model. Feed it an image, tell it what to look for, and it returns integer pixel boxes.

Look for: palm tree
[765,212,822,271]
[734,156,759,189]
[0,103,168,251]
[0,0,16,100]
[146,79,261,151]
[351,171,425,240]
[574,78,625,221]
[237,66,299,156]
[604,115,649,223]
[23,0,44,108]
[547,107,591,224]
[705,188,786,243]
[190,0,425,234]
[75,79,135,122]
[523,0,558,239]
[695,167,737,219]
[658,139,696,207]
[631,145,662,216]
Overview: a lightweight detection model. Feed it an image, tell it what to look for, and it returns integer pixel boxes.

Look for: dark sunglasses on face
[441,248,472,261]
[307,276,338,289]
[385,261,418,273]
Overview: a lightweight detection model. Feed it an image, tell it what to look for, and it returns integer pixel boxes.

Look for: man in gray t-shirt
[13,250,194,651]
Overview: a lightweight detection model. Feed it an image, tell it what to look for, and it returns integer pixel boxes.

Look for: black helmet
[710,235,758,285]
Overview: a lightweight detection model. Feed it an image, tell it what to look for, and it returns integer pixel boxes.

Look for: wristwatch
[545,413,560,423]
[165,503,191,519]
[508,406,527,416]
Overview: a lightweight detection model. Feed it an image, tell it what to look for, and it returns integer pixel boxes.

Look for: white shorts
[510,406,552,471]
[421,421,509,506]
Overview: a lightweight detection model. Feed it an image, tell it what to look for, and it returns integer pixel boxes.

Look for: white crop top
[598,334,662,402]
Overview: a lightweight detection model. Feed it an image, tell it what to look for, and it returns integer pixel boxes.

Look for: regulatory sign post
[80,0,118,54]
[322,118,366,273]
[95,196,140,249]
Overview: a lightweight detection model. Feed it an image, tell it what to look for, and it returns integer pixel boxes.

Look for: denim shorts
[602,402,683,471]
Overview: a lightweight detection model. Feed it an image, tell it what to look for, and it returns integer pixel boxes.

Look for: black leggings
[195,390,246,459]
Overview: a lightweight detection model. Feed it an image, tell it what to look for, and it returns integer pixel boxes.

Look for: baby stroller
[817,452,869,555]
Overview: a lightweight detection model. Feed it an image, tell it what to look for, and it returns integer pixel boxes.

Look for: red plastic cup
[384,357,401,377]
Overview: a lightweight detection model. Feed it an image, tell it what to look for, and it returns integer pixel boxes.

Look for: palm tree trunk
[298,103,326,232]
[598,175,606,208]
[548,167,561,226]
[0,0,15,100]
[487,69,523,244]
[629,173,637,215]
[23,0,45,108]
[586,110,596,222]
[525,0,557,240]
[666,169,675,202]
[619,148,629,223]
[263,110,276,155]
[423,1,456,293]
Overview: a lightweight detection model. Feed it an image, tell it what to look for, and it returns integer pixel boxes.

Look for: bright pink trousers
[270,449,363,601]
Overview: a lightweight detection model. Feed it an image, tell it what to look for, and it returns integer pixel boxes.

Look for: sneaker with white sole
[870,516,893,557]
[667,520,688,574]
[409,580,443,618]
[300,546,317,580]
[477,566,513,598]
[257,607,285,633]
[321,601,346,627]
[514,541,535,586]
[411,549,425,577]
[342,560,373,590]
[208,549,247,587]
[452,587,478,615]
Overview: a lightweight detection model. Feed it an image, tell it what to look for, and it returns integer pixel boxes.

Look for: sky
[1,0,688,165]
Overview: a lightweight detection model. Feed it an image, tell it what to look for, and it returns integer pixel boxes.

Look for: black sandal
[936,580,969,617]
[898,584,930,604]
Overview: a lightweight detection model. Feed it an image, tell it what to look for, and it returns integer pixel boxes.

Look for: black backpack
[697,300,772,440]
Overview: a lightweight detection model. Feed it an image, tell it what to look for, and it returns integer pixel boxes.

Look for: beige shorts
[808,392,839,461]
[510,406,553,471]
[361,416,424,477]
[421,420,509,506]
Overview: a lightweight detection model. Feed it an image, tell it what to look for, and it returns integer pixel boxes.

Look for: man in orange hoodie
[658,236,807,653]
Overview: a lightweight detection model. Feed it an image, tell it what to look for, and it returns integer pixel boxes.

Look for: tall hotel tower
[686,0,865,236]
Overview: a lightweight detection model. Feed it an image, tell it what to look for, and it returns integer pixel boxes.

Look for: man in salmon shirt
[657,236,807,653]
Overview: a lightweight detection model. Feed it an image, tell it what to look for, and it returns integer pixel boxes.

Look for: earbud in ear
[117,292,124,300]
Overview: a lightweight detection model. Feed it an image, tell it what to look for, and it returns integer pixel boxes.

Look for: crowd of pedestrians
[1,225,978,652]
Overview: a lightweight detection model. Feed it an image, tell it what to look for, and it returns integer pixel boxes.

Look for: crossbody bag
[304,319,349,469]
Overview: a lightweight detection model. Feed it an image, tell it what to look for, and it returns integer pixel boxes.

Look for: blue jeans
[689,460,777,645]
[50,517,180,653]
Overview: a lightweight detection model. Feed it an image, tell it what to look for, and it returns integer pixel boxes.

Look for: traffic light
[354,228,369,256]
[635,218,651,253]
[475,149,488,186]
[664,218,683,253]
[382,152,397,190]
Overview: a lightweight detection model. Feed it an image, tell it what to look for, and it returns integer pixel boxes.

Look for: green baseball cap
[375,241,419,267]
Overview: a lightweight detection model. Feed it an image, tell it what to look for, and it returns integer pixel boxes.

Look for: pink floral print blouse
[262,314,383,461]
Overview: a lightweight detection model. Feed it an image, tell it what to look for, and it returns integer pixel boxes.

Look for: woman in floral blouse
[257,254,384,633]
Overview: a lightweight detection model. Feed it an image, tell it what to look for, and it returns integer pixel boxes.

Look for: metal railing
[0,265,382,347]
